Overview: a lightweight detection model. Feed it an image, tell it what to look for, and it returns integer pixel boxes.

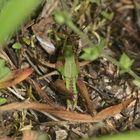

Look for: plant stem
[128,70,140,81]
[66,21,93,47]
[101,53,119,67]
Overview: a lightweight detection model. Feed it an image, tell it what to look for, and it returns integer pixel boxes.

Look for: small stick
[37,70,59,80]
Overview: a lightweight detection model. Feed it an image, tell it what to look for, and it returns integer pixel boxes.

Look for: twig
[8,87,25,100]
[37,70,59,80]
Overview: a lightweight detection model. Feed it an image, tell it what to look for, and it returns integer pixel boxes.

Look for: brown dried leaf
[77,80,95,115]
[0,69,32,89]
[0,102,95,122]
[93,98,134,121]
[32,17,56,55]
[0,98,134,123]
[0,102,64,112]
[46,98,134,122]
[54,79,74,99]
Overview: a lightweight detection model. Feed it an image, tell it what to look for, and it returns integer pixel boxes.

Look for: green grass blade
[0,0,43,46]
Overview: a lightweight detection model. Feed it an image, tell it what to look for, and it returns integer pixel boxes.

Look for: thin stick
[37,70,59,80]
[8,87,25,100]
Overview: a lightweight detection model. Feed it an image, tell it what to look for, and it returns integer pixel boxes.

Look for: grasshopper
[55,45,94,115]
[56,45,79,110]
[39,45,94,115]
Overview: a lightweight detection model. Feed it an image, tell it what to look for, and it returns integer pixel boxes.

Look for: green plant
[80,39,106,60]
[119,53,134,73]
[0,0,43,46]
[12,42,22,49]
[0,97,8,105]
[101,11,114,20]
[0,58,11,82]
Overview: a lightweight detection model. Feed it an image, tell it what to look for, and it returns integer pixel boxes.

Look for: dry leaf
[54,79,74,99]
[0,102,95,122]
[0,98,134,122]
[0,102,64,112]
[0,69,32,89]
[93,98,134,121]
[32,17,55,55]
[77,79,95,115]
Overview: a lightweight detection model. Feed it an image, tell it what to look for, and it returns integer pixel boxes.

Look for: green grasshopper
[55,45,94,115]
[56,45,79,110]
[39,45,94,115]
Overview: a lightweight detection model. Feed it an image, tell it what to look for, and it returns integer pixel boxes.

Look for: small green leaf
[12,42,22,49]
[80,39,106,61]
[0,67,11,81]
[23,37,31,45]
[133,79,140,88]
[0,58,11,82]
[54,10,66,25]
[101,11,114,20]
[0,97,7,105]
[80,47,100,60]
[54,9,71,25]
[119,53,134,71]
